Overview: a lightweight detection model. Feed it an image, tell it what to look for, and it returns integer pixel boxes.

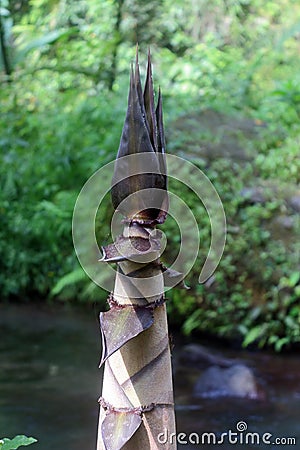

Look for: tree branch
[0,3,12,80]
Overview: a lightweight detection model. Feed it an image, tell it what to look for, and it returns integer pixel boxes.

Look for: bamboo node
[98,397,174,415]
[107,292,166,310]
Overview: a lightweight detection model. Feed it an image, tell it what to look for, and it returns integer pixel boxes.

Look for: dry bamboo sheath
[96,51,179,450]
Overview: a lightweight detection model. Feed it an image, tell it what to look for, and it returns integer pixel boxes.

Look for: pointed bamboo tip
[146,48,153,82]
[157,86,162,107]
[147,47,152,64]
[135,44,140,81]
[112,49,168,223]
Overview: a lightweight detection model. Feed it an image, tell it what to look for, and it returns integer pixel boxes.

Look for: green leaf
[289,272,300,287]
[51,268,86,296]
[285,315,297,329]
[0,436,37,450]
[275,337,290,352]
[268,335,279,345]
[183,309,202,335]
[243,325,265,347]
[15,28,78,64]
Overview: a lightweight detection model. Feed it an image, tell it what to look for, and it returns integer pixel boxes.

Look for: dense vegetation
[1,0,299,350]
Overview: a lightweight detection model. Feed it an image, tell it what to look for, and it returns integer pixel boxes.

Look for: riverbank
[1,302,299,449]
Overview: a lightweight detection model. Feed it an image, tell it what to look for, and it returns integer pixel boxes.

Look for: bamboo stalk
[97,230,176,449]
[96,50,177,450]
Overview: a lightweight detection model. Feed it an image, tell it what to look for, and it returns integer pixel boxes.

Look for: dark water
[0,304,299,450]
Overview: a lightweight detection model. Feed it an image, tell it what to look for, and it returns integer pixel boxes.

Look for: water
[0,304,299,449]
[0,303,101,449]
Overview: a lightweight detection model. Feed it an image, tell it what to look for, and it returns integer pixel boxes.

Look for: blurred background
[0,0,300,448]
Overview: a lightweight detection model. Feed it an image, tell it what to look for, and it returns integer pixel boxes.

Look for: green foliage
[0,436,37,450]
[1,0,300,350]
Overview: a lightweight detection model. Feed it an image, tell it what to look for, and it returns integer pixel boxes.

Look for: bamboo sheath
[96,50,177,450]
[97,225,176,450]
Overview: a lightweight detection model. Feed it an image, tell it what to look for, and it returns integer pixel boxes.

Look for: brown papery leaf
[100,306,154,366]
[111,50,168,224]
[144,49,158,152]
[100,235,161,264]
[101,411,142,450]
[163,267,190,289]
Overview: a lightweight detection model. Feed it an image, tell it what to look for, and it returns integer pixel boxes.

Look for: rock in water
[194,364,259,399]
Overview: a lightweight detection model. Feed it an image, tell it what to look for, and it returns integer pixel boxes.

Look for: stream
[0,303,299,449]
